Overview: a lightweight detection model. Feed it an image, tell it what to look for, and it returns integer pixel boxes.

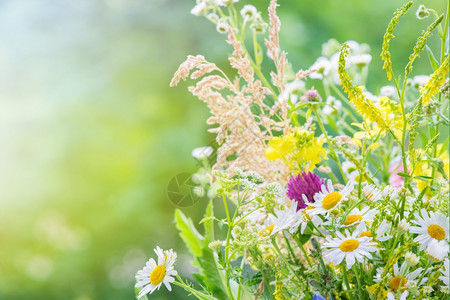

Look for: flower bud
[398,219,410,233]
[405,251,420,266]
[208,240,222,251]
[416,5,430,19]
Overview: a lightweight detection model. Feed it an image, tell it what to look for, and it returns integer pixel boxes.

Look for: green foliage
[203,200,215,245]
[426,45,440,71]
[174,209,204,257]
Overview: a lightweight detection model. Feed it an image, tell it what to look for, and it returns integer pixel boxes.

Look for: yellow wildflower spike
[338,44,390,131]
[420,56,449,106]
[380,1,413,80]
[405,14,443,75]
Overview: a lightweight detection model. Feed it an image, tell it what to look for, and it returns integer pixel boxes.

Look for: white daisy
[244,207,268,225]
[191,1,208,16]
[386,262,424,298]
[322,96,342,115]
[349,54,372,68]
[278,80,306,104]
[272,201,303,234]
[412,75,430,88]
[342,207,378,231]
[348,170,369,185]
[296,204,324,234]
[426,239,449,262]
[387,290,408,300]
[440,258,450,288]
[322,230,377,268]
[410,209,449,250]
[215,0,239,6]
[240,5,257,20]
[342,161,357,175]
[256,218,276,239]
[382,185,398,200]
[379,85,397,98]
[362,184,383,202]
[308,180,354,216]
[376,220,393,242]
[135,246,178,298]
[373,267,384,282]
[216,21,229,34]
[309,57,332,79]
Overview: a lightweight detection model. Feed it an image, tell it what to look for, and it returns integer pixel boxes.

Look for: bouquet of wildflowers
[135,1,449,299]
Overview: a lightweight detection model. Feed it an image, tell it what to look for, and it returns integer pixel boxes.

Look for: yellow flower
[265,135,296,160]
[265,129,327,171]
[351,121,384,149]
[413,144,449,191]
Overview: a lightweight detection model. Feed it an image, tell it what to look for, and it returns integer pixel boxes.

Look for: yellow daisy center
[427,224,446,240]
[322,192,342,210]
[302,206,314,220]
[339,239,359,252]
[389,275,407,292]
[344,214,363,225]
[360,231,371,238]
[150,265,166,286]
[259,224,275,237]
[354,175,367,183]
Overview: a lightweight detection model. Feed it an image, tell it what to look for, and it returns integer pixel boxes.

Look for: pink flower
[389,159,405,188]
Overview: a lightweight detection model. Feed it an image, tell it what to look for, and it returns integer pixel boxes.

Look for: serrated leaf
[197,248,228,299]
[426,45,440,71]
[174,209,204,257]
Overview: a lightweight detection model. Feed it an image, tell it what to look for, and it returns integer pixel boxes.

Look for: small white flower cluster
[191,2,268,35]
[310,39,371,84]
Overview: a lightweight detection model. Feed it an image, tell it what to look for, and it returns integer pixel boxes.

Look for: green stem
[236,256,246,300]
[312,107,347,181]
[352,265,363,299]
[174,275,218,300]
[283,232,299,264]
[271,240,304,284]
[293,235,312,267]
[342,265,355,299]
[222,195,235,300]
[431,1,449,186]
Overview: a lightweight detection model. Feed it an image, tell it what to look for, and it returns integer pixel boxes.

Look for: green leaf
[306,109,311,119]
[413,175,432,182]
[197,247,228,299]
[426,45,440,71]
[396,172,411,178]
[174,209,204,257]
[203,200,214,245]
[298,234,312,245]
[428,159,449,180]
[439,138,449,156]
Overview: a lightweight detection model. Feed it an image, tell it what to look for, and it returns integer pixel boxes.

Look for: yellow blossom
[413,144,449,191]
[265,129,327,171]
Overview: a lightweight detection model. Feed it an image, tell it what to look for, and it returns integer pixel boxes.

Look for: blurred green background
[0,0,444,299]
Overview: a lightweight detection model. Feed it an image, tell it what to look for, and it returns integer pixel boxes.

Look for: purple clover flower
[304,89,321,102]
[286,171,324,210]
